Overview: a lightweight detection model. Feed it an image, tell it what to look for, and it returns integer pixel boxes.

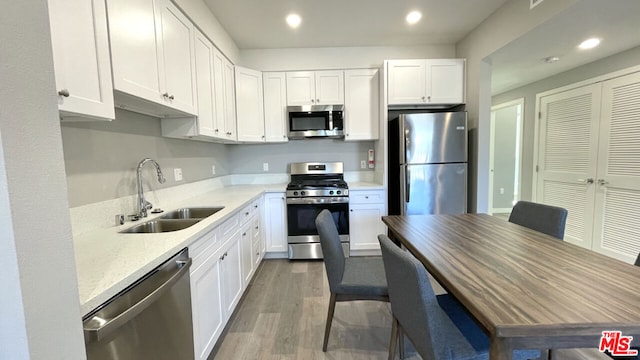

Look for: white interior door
[592,72,640,262]
[536,84,601,249]
[490,99,524,215]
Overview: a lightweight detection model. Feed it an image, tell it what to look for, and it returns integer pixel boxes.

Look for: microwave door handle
[328,111,333,130]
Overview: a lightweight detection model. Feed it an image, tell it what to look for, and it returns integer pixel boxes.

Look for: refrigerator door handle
[399,114,406,164]
[405,167,410,203]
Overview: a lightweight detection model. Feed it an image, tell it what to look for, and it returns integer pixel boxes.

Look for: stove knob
[337,190,341,195]
[301,191,306,196]
[293,191,298,196]
[329,190,334,195]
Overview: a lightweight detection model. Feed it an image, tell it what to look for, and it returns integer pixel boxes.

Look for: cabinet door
[263,72,288,142]
[264,193,287,253]
[315,70,344,105]
[344,69,379,140]
[286,71,315,105]
[240,221,255,287]
[212,49,226,139]
[106,0,164,103]
[193,30,216,137]
[223,60,237,141]
[252,217,263,266]
[190,253,224,360]
[157,0,197,115]
[387,60,427,105]
[48,0,114,120]
[221,231,243,319]
[236,67,265,142]
[349,190,386,251]
[426,59,465,104]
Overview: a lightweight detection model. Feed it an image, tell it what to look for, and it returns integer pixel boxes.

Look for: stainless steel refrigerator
[388,112,468,215]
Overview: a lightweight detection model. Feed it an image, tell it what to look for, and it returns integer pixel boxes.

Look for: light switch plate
[360,160,366,169]
[263,163,269,172]
[211,165,216,175]
[174,168,183,181]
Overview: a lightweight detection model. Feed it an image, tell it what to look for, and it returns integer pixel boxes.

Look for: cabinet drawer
[218,213,239,239]
[190,228,219,269]
[350,191,384,204]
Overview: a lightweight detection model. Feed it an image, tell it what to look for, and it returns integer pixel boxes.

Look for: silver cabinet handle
[58,89,70,97]
[168,95,174,100]
[83,257,192,342]
[421,96,425,101]
[578,178,594,184]
[162,92,169,98]
[316,98,320,103]
[311,99,315,103]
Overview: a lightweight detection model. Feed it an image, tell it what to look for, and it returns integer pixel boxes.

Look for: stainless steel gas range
[286,162,349,260]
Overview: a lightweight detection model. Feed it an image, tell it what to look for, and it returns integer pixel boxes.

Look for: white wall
[239,44,454,70]
[0,1,85,358]
[455,0,580,212]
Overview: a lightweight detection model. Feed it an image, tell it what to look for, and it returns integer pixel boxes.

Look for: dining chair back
[508,201,568,239]
[635,252,640,267]
[315,210,389,352]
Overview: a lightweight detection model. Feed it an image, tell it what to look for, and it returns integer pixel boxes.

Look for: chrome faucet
[136,158,166,218]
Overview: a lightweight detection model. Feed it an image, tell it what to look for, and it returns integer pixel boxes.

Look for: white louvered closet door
[537,84,602,249]
[592,72,640,262]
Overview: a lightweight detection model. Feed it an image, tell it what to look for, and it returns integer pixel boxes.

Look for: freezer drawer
[402,163,467,215]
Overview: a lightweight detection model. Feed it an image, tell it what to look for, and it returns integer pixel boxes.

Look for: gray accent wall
[228,139,375,174]
[492,105,519,209]
[61,109,229,207]
[492,45,640,202]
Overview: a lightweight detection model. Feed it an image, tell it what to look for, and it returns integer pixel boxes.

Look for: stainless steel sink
[158,207,224,220]
[119,219,200,233]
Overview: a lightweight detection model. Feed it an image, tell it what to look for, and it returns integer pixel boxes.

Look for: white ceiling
[203,0,510,48]
[489,0,640,94]
[204,0,640,95]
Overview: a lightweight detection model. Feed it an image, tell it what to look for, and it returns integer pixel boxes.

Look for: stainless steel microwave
[287,105,344,139]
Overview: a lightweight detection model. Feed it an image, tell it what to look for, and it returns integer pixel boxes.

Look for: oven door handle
[286,197,349,205]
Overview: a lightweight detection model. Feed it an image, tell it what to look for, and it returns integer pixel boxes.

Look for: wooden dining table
[382,213,640,360]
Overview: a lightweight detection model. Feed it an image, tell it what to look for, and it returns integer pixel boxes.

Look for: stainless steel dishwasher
[82,248,194,360]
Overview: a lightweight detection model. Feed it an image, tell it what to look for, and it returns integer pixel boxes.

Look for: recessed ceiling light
[406,11,422,25]
[286,13,301,29]
[578,38,601,50]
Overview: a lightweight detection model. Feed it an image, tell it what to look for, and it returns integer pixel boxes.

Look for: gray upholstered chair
[315,209,389,352]
[378,234,540,360]
[635,252,640,266]
[508,201,568,239]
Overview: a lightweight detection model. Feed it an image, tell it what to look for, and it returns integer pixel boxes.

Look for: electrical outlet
[211,165,216,175]
[499,187,505,195]
[360,160,366,169]
[263,163,269,172]
[174,168,183,181]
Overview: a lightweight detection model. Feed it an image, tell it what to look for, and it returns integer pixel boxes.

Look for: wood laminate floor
[210,259,610,360]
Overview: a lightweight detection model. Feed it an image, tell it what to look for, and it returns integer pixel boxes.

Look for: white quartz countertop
[74,181,382,316]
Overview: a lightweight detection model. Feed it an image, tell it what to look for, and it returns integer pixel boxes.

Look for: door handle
[577,178,594,184]
[597,179,609,186]
[405,167,411,203]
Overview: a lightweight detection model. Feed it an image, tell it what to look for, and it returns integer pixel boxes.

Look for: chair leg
[388,316,399,360]
[398,324,405,360]
[322,293,337,352]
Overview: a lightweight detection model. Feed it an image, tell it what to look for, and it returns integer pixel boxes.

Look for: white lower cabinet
[190,248,224,360]
[220,230,243,319]
[264,193,288,254]
[240,219,255,287]
[349,190,387,252]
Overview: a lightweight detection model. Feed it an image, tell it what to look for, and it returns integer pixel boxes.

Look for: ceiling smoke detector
[543,56,560,64]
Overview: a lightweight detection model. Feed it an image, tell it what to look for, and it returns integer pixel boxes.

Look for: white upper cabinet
[106,0,197,117]
[235,66,265,142]
[286,70,344,106]
[387,59,465,105]
[192,30,217,138]
[344,69,379,141]
[222,59,237,141]
[263,72,288,143]
[48,0,114,120]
